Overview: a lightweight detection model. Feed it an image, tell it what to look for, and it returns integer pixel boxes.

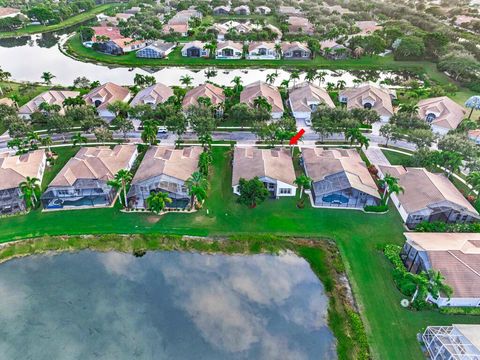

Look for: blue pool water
[322,194,349,204]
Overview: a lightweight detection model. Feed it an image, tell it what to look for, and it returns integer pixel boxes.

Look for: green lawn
[41,146,80,190]
[0,4,117,39]
[0,146,478,359]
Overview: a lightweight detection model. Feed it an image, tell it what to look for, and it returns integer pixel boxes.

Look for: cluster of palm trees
[19,176,41,210]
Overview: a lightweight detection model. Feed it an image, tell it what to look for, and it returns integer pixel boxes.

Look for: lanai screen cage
[423,326,480,360]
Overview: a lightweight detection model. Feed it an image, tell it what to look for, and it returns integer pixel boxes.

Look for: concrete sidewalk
[363,146,391,166]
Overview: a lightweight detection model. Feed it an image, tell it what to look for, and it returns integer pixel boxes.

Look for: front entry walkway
[363,146,391,166]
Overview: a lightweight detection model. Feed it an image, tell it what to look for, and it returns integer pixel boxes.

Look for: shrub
[364,205,389,213]
[415,221,480,233]
[440,307,480,315]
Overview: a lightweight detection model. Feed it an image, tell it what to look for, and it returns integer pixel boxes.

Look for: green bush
[440,307,480,315]
[364,205,389,213]
[416,221,480,233]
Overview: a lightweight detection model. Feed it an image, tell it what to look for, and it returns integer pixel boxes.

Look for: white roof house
[289,82,335,122]
[18,90,80,119]
[240,81,284,119]
[417,96,467,135]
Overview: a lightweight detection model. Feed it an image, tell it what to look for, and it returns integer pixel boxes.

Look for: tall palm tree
[304,69,316,84]
[141,121,158,145]
[41,72,55,85]
[316,71,327,87]
[180,75,193,87]
[107,169,133,208]
[290,71,300,87]
[280,79,290,88]
[19,176,41,209]
[41,135,53,153]
[379,174,404,206]
[146,191,172,214]
[231,76,243,93]
[294,175,312,199]
[71,132,87,146]
[185,171,209,209]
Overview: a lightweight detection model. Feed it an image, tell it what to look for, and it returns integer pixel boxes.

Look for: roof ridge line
[447,250,480,279]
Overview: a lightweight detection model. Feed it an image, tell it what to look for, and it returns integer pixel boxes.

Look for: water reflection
[0,250,337,359]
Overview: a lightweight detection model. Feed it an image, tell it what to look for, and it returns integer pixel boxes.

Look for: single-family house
[281,42,311,59]
[182,83,225,116]
[127,146,202,210]
[355,21,382,35]
[115,13,134,22]
[41,145,138,210]
[320,40,350,60]
[100,38,147,55]
[423,325,480,359]
[0,150,46,215]
[163,22,189,36]
[234,5,250,15]
[216,41,243,59]
[325,5,352,15]
[130,83,174,107]
[136,41,175,58]
[0,7,21,19]
[454,15,477,26]
[232,147,297,198]
[247,42,279,60]
[255,6,271,15]
[181,41,210,58]
[18,90,80,119]
[124,7,141,14]
[417,96,467,135]
[302,148,380,208]
[240,81,284,119]
[213,6,231,15]
[377,165,480,229]
[278,6,302,16]
[84,82,131,120]
[289,82,335,123]
[402,233,480,307]
[287,16,314,35]
[339,84,395,122]
[92,26,123,42]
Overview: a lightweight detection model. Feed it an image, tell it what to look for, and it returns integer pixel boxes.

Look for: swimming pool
[322,194,349,204]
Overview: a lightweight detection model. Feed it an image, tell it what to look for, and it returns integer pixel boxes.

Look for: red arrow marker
[289,129,305,145]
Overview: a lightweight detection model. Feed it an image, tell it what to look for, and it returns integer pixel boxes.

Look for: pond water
[0,250,337,360]
[0,32,417,87]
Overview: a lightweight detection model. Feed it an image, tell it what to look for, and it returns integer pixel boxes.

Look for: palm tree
[40,135,53,153]
[379,174,404,206]
[265,73,278,85]
[465,95,480,119]
[304,69,316,84]
[71,132,87,146]
[41,72,55,85]
[274,43,282,58]
[290,71,300,87]
[280,79,290,89]
[253,96,272,112]
[398,102,419,115]
[19,177,41,209]
[146,191,172,214]
[467,171,480,195]
[231,76,243,93]
[336,80,346,90]
[141,121,158,145]
[107,169,133,208]
[316,71,327,87]
[180,75,193,87]
[326,82,335,92]
[294,175,312,200]
[185,171,209,209]
[63,95,86,108]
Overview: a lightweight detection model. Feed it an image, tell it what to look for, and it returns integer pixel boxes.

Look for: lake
[0,32,417,87]
[0,250,337,359]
